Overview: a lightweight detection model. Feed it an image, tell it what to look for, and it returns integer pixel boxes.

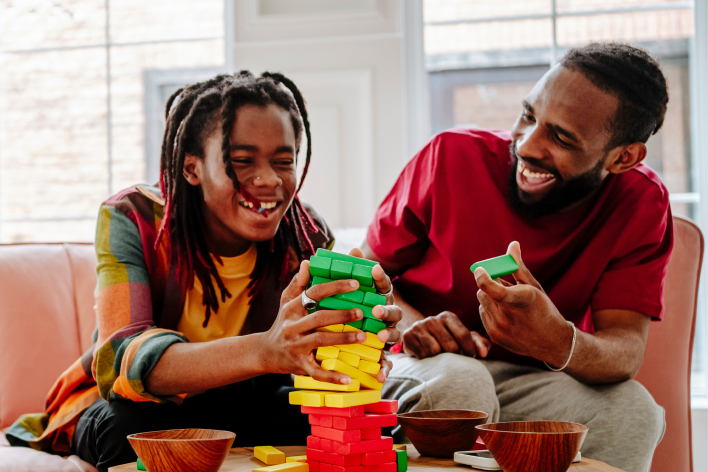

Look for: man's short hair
[559,42,669,150]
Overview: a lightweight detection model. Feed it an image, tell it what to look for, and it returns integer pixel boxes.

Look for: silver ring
[301,290,318,310]
[379,284,393,298]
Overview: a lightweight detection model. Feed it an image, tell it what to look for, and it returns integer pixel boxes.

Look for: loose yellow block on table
[286,456,309,463]
[393,444,407,451]
[317,324,344,333]
[358,359,381,375]
[294,375,360,392]
[343,326,385,350]
[321,358,383,391]
[325,390,381,408]
[289,390,328,406]
[316,346,340,361]
[254,446,286,465]
[253,462,309,472]
[338,351,360,367]
[335,343,381,363]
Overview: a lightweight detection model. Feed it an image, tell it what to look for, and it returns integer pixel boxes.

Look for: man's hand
[474,241,572,366]
[401,311,491,360]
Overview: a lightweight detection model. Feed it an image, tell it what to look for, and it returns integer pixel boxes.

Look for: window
[423,0,705,393]
[0,0,225,243]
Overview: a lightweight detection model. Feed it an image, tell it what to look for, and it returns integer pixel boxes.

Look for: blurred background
[1,0,707,463]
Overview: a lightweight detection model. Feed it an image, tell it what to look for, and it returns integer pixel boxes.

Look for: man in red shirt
[363,43,672,472]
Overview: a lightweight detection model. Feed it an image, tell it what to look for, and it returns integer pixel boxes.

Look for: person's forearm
[144,333,268,396]
[391,285,425,337]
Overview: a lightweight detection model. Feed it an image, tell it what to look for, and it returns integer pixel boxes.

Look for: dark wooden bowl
[476,421,588,472]
[397,410,488,458]
[127,429,236,472]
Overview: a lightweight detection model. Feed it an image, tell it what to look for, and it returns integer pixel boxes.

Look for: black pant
[73,375,310,472]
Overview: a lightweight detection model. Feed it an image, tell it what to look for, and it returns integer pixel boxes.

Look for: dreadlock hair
[559,42,669,151]
[156,71,319,327]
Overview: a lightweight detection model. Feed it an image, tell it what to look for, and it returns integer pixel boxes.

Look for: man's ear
[606,142,647,174]
[183,153,201,186]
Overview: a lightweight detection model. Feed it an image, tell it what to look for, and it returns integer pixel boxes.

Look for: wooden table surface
[109,445,625,472]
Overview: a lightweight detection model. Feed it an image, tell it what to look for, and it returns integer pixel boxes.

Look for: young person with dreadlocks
[6,72,402,472]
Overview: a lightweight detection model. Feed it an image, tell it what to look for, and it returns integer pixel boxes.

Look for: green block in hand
[363,292,386,307]
[470,254,519,279]
[352,264,374,287]
[362,318,386,334]
[331,260,353,280]
[309,255,332,278]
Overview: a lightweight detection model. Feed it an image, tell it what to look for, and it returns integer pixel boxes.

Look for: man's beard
[507,142,605,219]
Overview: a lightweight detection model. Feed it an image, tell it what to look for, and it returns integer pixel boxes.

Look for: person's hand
[259,260,368,385]
[475,241,571,363]
[401,311,491,360]
[346,249,402,383]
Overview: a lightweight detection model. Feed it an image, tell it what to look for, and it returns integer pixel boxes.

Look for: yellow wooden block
[315,346,340,361]
[253,462,309,472]
[286,456,309,463]
[358,359,381,375]
[393,444,407,451]
[362,332,385,350]
[335,343,381,363]
[321,358,383,391]
[325,390,381,408]
[338,351,360,367]
[254,446,286,465]
[343,325,361,332]
[294,375,360,392]
[289,390,328,406]
[317,324,344,333]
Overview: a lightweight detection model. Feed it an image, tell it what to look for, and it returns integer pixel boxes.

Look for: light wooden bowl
[397,410,488,458]
[127,429,236,472]
[476,421,588,472]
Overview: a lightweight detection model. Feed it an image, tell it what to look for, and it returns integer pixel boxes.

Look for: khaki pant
[382,353,665,472]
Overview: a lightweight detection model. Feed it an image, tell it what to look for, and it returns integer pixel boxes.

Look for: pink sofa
[0,216,703,471]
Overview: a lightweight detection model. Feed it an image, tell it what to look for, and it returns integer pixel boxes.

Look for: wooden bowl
[127,429,236,472]
[476,421,588,472]
[397,410,488,458]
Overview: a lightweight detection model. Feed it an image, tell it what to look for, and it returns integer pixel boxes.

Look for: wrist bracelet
[544,320,576,372]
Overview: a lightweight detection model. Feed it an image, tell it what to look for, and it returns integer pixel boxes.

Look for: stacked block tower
[288,249,407,472]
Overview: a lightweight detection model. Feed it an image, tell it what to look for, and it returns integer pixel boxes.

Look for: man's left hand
[474,241,573,366]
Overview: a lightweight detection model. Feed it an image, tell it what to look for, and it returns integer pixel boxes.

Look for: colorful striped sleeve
[93,202,187,404]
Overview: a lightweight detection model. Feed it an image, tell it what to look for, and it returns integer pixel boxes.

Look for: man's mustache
[510,142,560,179]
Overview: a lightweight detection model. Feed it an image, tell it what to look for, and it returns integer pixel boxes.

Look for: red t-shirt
[368,129,673,363]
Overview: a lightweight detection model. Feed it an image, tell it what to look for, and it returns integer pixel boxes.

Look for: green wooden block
[335,290,365,304]
[318,297,374,319]
[137,457,146,471]
[331,260,353,280]
[346,320,363,330]
[470,254,519,279]
[362,318,386,334]
[358,285,377,294]
[352,264,374,287]
[316,248,377,267]
[310,255,332,278]
[311,276,333,286]
[363,292,386,307]
[396,449,407,472]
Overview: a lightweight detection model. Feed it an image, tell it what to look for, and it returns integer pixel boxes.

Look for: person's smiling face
[184,103,298,256]
[509,65,621,218]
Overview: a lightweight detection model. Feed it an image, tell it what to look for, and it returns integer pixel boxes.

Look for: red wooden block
[309,460,321,472]
[334,437,394,455]
[321,463,332,472]
[382,450,397,463]
[310,414,334,428]
[330,462,397,472]
[307,448,362,466]
[363,400,398,414]
[333,414,397,430]
[303,405,365,417]
[321,438,334,453]
[361,452,384,466]
[361,427,381,440]
[312,425,361,443]
[308,435,321,450]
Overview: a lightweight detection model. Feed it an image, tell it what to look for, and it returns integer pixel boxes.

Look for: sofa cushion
[0,244,96,430]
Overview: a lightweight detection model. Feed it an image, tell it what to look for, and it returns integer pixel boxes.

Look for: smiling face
[509,66,622,218]
[183,103,298,256]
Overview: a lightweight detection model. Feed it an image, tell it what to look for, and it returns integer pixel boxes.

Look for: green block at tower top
[331,260,353,280]
[352,264,374,287]
[316,248,378,267]
[470,254,519,279]
[309,255,332,278]
[363,292,386,307]
[362,317,386,334]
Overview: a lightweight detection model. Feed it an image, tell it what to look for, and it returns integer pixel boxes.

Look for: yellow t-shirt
[178,244,258,343]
